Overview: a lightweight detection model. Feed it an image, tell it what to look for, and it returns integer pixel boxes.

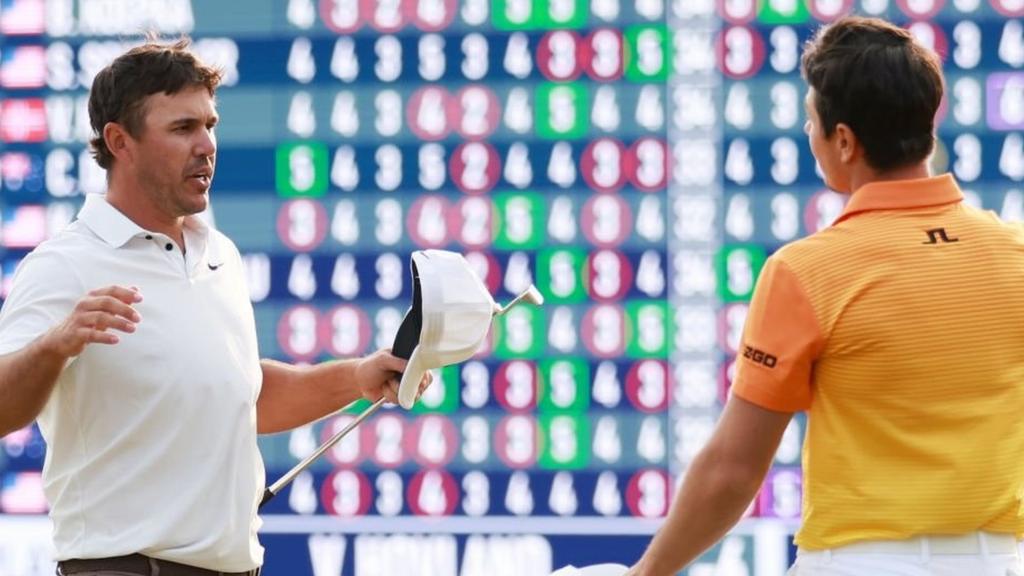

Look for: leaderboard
[1,0,1023,574]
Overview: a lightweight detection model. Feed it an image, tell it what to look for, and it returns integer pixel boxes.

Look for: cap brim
[571,565,629,576]
[397,345,429,410]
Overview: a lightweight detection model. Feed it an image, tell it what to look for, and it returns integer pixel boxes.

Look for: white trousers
[787,532,1024,576]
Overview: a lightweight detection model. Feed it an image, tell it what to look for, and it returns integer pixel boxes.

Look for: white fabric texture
[0,194,264,571]
[788,533,1024,576]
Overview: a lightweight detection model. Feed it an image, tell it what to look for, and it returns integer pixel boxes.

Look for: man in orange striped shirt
[628,16,1024,576]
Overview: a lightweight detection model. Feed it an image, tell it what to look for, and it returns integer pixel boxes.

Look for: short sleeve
[0,249,83,356]
[730,256,824,412]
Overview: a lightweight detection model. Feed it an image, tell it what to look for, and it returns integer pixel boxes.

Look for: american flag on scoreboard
[0,151,45,196]
[1,205,47,248]
[0,152,33,190]
[0,99,48,143]
[0,45,46,89]
[0,472,47,514]
[0,0,46,35]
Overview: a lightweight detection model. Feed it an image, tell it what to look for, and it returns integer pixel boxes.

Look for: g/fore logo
[743,345,778,368]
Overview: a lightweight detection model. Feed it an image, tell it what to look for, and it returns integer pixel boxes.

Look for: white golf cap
[392,250,498,409]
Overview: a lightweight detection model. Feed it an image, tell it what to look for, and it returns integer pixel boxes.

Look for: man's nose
[194,128,216,156]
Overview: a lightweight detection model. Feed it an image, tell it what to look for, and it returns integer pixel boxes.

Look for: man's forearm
[256,359,361,434]
[0,338,68,437]
[631,451,764,575]
[629,397,794,575]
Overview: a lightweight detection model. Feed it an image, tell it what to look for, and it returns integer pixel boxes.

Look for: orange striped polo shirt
[732,174,1024,549]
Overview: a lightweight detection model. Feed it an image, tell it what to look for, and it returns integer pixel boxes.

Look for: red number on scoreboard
[537,30,585,81]
[586,249,633,302]
[626,469,670,518]
[321,469,372,516]
[717,25,767,80]
[407,195,454,248]
[583,28,624,81]
[407,469,459,516]
[581,137,627,193]
[277,305,323,361]
[450,142,501,194]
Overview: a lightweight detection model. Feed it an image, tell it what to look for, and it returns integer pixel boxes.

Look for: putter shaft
[260,397,386,509]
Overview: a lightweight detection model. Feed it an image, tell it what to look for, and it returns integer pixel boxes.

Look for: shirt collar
[77,193,212,251]
[834,173,964,225]
[77,193,149,248]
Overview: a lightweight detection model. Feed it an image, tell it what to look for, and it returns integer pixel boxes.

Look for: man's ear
[833,122,860,164]
[102,122,134,163]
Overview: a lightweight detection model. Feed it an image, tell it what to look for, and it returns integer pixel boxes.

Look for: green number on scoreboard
[758,0,810,24]
[492,0,543,30]
[411,365,460,414]
[494,192,546,249]
[716,244,767,302]
[494,306,546,359]
[538,358,590,413]
[538,0,587,29]
[536,248,588,303]
[624,26,669,82]
[275,141,328,198]
[538,414,590,469]
[536,82,589,139]
[626,301,670,358]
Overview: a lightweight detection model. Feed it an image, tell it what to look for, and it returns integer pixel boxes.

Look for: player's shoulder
[18,221,97,267]
[769,225,855,277]
[6,223,99,290]
[958,203,1024,238]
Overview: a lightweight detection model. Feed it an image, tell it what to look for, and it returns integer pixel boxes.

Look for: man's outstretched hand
[40,286,142,358]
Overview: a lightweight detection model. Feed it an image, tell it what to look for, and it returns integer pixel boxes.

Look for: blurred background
[0,0,1021,574]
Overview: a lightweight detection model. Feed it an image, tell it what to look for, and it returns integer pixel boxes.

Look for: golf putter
[259,284,544,510]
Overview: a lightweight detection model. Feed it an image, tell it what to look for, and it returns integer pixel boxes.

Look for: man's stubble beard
[137,164,204,219]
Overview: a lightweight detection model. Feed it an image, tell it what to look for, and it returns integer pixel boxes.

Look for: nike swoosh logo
[208,263,222,271]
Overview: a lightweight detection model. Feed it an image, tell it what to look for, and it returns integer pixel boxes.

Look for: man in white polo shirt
[0,38,426,576]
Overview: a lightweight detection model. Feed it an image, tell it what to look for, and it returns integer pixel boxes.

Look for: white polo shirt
[0,194,264,571]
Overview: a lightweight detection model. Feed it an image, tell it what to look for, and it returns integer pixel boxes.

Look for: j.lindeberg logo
[208,263,222,271]
[923,228,959,244]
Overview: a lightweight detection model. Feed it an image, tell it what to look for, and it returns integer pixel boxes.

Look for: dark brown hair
[88,37,222,169]
[801,16,944,172]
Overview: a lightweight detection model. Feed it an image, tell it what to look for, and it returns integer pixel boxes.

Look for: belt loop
[823,549,832,564]
[921,536,931,563]
[979,532,990,557]
[148,557,160,576]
